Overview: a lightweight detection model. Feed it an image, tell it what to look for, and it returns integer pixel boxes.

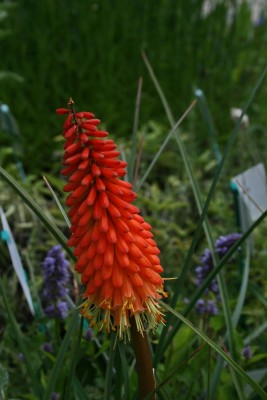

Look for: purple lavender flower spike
[41,245,71,319]
[195,233,241,316]
[196,299,206,314]
[44,304,57,318]
[210,279,219,293]
[42,343,53,353]
[201,249,213,271]
[206,300,218,316]
[84,328,94,341]
[242,346,252,359]
[215,233,241,258]
[56,301,69,319]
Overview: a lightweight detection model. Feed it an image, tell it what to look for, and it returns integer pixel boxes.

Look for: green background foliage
[1,0,267,399]
[1,0,267,173]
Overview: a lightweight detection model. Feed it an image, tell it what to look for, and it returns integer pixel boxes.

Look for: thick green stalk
[130,319,155,400]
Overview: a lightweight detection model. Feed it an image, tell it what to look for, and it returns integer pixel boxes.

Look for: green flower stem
[130,319,155,400]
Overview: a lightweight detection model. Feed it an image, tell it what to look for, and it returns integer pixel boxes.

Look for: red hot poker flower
[57,99,166,340]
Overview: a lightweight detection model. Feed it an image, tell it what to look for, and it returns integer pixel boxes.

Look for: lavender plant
[195,233,241,315]
[41,245,71,319]
[0,52,266,400]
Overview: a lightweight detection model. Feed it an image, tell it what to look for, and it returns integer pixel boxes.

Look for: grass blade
[143,51,221,366]
[24,252,43,315]
[163,208,267,351]
[210,243,251,398]
[43,176,70,228]
[42,309,80,400]
[247,370,267,400]
[0,276,42,398]
[104,333,116,400]
[128,77,143,183]
[160,301,267,400]
[0,166,74,260]
[72,376,90,400]
[64,316,84,400]
[142,51,175,126]
[248,284,267,308]
[194,88,221,163]
[233,243,251,327]
[133,132,144,187]
[143,343,207,400]
[135,99,197,192]
[162,207,267,396]
[215,275,245,398]
[0,207,35,315]
[143,53,267,373]
[244,321,267,346]
[118,343,131,400]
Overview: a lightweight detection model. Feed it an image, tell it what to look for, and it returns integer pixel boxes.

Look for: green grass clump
[1,0,267,173]
[0,1,267,398]
[0,61,267,398]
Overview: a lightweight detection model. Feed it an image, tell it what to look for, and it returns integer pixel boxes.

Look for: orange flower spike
[58,99,166,341]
